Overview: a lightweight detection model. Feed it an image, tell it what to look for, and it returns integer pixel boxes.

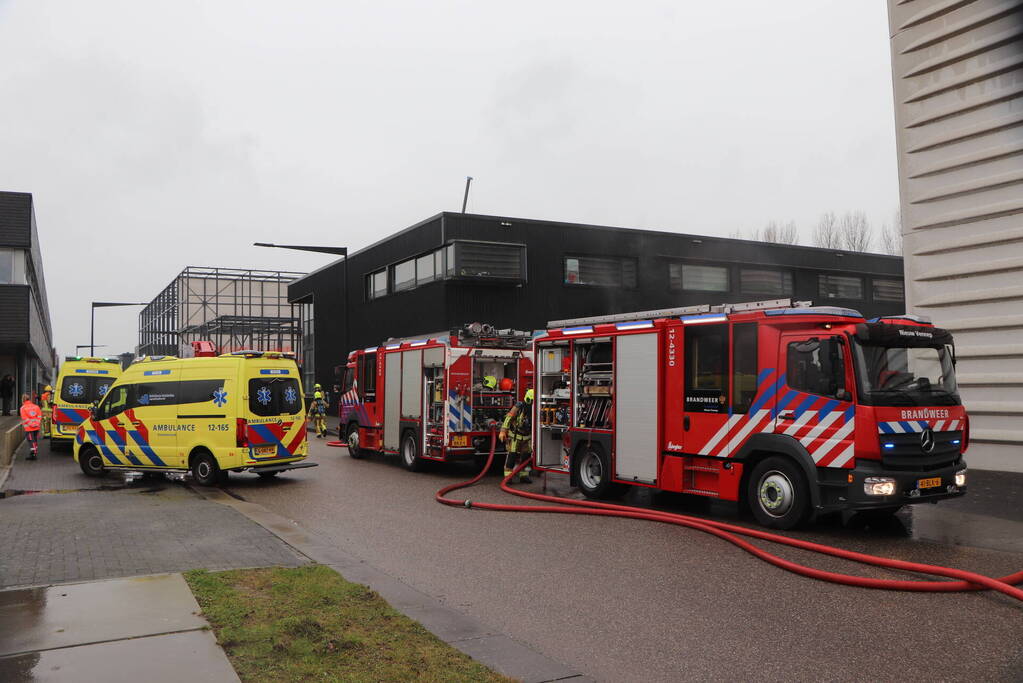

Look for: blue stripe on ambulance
[127,431,167,466]
[87,430,123,465]
[248,423,290,459]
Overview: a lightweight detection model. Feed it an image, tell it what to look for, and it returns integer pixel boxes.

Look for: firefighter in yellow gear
[40,385,53,438]
[308,390,328,439]
[499,388,534,483]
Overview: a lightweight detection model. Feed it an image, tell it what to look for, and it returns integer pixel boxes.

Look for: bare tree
[758,220,799,245]
[879,208,903,256]
[813,211,842,249]
[839,210,872,252]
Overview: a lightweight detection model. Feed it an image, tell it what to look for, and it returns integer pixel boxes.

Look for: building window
[450,241,526,281]
[366,270,388,299]
[0,249,13,284]
[301,302,314,391]
[740,268,793,296]
[872,278,904,302]
[392,259,415,292]
[819,274,863,300]
[416,253,436,285]
[446,244,456,277]
[669,263,729,292]
[565,255,637,288]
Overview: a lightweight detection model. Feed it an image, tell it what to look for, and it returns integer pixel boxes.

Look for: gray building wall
[887,1,1023,471]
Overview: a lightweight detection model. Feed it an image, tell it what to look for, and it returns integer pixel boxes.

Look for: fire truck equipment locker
[401,350,423,420]
[614,332,659,483]
[384,352,402,450]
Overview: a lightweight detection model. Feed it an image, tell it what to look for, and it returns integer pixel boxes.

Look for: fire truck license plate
[451,435,468,448]
[918,477,941,489]
[254,446,276,456]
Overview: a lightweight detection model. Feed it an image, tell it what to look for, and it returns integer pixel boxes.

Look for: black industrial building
[0,191,55,408]
[288,212,905,389]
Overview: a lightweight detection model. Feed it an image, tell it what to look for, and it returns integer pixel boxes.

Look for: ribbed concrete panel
[888,0,1023,471]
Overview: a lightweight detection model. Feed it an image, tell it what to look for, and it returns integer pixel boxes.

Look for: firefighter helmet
[44,385,52,392]
[482,375,498,390]
[314,391,323,399]
[499,377,514,391]
[524,389,534,403]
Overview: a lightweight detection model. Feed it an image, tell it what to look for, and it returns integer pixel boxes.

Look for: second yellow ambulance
[74,351,315,485]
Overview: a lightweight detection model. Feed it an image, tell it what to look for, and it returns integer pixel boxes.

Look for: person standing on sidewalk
[40,385,53,437]
[20,393,42,460]
[1,374,14,416]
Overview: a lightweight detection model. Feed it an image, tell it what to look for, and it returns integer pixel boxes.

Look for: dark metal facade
[138,266,306,359]
[0,191,55,397]
[289,212,906,390]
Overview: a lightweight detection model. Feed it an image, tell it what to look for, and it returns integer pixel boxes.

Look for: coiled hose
[436,438,1023,603]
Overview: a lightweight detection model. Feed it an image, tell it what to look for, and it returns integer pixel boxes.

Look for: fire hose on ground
[435,434,1023,603]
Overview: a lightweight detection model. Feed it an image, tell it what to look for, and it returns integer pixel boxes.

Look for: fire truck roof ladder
[547,298,812,329]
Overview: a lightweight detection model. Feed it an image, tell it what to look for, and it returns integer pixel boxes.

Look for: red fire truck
[532,298,968,528]
[340,323,534,470]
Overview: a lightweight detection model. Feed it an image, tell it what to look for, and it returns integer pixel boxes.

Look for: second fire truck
[532,298,968,529]
[340,323,534,470]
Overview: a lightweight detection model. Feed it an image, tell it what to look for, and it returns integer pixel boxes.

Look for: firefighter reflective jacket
[502,401,531,439]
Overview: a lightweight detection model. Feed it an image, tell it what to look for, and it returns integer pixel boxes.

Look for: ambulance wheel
[748,456,810,530]
[346,423,367,459]
[574,445,622,499]
[191,451,226,487]
[401,431,423,472]
[79,446,105,477]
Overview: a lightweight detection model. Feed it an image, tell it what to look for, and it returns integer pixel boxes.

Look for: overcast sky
[0,1,899,360]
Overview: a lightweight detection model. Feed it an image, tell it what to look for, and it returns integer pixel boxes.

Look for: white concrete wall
[887,0,1023,471]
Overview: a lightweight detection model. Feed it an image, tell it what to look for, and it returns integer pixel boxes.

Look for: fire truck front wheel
[401,431,424,472]
[346,423,368,459]
[747,456,810,530]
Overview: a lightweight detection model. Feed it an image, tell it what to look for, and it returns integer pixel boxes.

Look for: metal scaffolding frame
[137,266,307,359]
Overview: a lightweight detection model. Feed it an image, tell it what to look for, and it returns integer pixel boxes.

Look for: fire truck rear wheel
[747,456,809,529]
[401,431,423,472]
[79,446,105,477]
[574,445,622,499]
[346,423,367,459]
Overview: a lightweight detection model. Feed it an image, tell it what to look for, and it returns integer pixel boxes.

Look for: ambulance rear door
[246,363,306,462]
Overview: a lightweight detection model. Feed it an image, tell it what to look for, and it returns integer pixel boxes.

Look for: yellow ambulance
[73,351,315,485]
[51,357,122,448]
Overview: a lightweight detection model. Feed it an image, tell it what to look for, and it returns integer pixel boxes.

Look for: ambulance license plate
[254,446,276,456]
[918,477,941,489]
[451,435,469,448]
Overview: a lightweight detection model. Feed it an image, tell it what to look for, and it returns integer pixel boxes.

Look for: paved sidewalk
[0,573,239,682]
[2,437,113,493]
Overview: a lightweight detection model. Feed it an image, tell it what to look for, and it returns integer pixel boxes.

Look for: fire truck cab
[341,323,534,470]
[533,299,968,529]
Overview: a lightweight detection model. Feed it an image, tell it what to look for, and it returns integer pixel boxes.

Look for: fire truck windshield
[852,340,959,406]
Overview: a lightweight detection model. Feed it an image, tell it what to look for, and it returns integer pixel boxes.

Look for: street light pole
[253,242,350,368]
[91,302,148,356]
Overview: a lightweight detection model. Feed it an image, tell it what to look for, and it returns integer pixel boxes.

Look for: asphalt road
[225,439,1023,682]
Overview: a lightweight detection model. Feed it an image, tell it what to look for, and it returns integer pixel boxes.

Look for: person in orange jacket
[20,393,42,460]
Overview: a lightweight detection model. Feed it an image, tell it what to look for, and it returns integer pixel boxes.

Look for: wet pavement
[0,574,239,682]
[219,438,1023,682]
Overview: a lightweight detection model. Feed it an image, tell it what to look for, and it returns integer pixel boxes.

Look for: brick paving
[2,438,110,493]
[0,485,308,589]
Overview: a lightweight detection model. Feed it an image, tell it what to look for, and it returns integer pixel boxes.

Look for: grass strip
[185,565,513,683]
